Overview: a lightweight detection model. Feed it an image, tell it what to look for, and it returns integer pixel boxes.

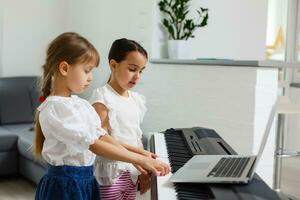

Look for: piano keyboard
[164,130,214,200]
[152,131,214,200]
[151,128,281,200]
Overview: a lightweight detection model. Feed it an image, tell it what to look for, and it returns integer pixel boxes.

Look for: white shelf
[150,59,300,68]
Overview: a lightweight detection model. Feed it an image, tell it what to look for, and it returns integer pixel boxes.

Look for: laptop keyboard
[207,157,251,178]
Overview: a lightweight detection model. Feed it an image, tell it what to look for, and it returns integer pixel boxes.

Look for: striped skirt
[35,165,100,200]
[99,171,136,200]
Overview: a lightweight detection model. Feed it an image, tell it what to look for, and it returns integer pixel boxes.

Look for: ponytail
[33,64,53,158]
[34,112,44,158]
[41,66,53,98]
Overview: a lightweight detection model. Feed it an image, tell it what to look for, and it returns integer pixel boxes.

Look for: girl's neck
[51,90,71,97]
[108,81,129,97]
[51,77,72,97]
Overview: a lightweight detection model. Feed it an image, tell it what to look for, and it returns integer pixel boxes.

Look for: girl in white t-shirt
[90,38,154,199]
[34,33,170,200]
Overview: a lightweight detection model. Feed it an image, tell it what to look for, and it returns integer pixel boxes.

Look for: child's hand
[133,164,148,175]
[141,149,158,159]
[141,157,170,176]
[137,173,151,194]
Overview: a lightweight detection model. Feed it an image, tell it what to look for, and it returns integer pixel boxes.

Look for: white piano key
[153,132,169,158]
[156,157,177,199]
[153,134,177,199]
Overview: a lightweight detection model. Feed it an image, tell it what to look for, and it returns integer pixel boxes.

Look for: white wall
[152,0,268,60]
[1,0,66,77]
[0,0,269,77]
[137,64,257,154]
[64,0,155,99]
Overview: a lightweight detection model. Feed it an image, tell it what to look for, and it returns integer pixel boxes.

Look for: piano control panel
[167,127,236,156]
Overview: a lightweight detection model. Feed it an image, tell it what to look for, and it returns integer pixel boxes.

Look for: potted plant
[158,0,209,58]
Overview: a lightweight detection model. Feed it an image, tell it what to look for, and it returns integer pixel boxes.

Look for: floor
[0,176,35,200]
[281,157,300,199]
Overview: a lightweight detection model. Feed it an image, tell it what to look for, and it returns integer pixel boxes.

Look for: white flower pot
[167,40,190,59]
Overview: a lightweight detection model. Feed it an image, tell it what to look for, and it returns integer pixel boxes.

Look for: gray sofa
[0,76,46,184]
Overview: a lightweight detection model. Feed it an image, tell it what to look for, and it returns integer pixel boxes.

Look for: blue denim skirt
[35,165,100,200]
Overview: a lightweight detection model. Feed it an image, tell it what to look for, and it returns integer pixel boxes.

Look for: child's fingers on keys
[157,161,168,175]
[152,167,161,176]
[164,164,171,174]
[160,161,170,174]
[157,165,165,176]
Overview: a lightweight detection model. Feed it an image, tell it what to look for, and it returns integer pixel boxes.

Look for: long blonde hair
[34,32,100,158]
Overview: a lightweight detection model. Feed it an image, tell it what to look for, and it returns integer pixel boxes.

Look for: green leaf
[158,0,208,40]
[199,12,208,27]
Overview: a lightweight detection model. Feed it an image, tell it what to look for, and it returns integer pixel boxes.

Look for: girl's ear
[58,61,69,76]
[109,59,117,71]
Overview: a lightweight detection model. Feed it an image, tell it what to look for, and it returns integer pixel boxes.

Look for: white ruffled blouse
[89,84,147,185]
[37,95,106,166]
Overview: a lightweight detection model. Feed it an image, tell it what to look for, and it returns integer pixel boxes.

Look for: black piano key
[164,130,215,200]
[175,183,214,199]
[168,148,190,153]
[169,160,186,166]
[168,152,192,157]
[169,154,191,159]
[171,166,182,172]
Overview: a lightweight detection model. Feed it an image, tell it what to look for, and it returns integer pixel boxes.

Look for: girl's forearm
[90,136,144,165]
[100,134,123,148]
[101,133,145,155]
[121,142,145,154]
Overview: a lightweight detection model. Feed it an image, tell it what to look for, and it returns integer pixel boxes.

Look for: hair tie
[38,95,46,103]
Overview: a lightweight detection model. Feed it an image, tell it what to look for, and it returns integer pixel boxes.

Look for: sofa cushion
[2,123,34,136]
[17,131,34,161]
[0,76,39,124]
[0,127,18,151]
[17,128,47,168]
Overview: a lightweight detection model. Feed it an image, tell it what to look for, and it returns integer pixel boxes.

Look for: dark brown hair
[108,38,147,62]
[34,32,100,158]
[107,38,147,83]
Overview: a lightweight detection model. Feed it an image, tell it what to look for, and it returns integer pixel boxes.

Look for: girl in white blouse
[90,38,153,200]
[34,33,170,200]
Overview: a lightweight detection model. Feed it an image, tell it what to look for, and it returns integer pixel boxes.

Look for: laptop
[170,105,277,184]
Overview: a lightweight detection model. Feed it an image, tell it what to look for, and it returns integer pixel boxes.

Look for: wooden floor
[0,159,299,200]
